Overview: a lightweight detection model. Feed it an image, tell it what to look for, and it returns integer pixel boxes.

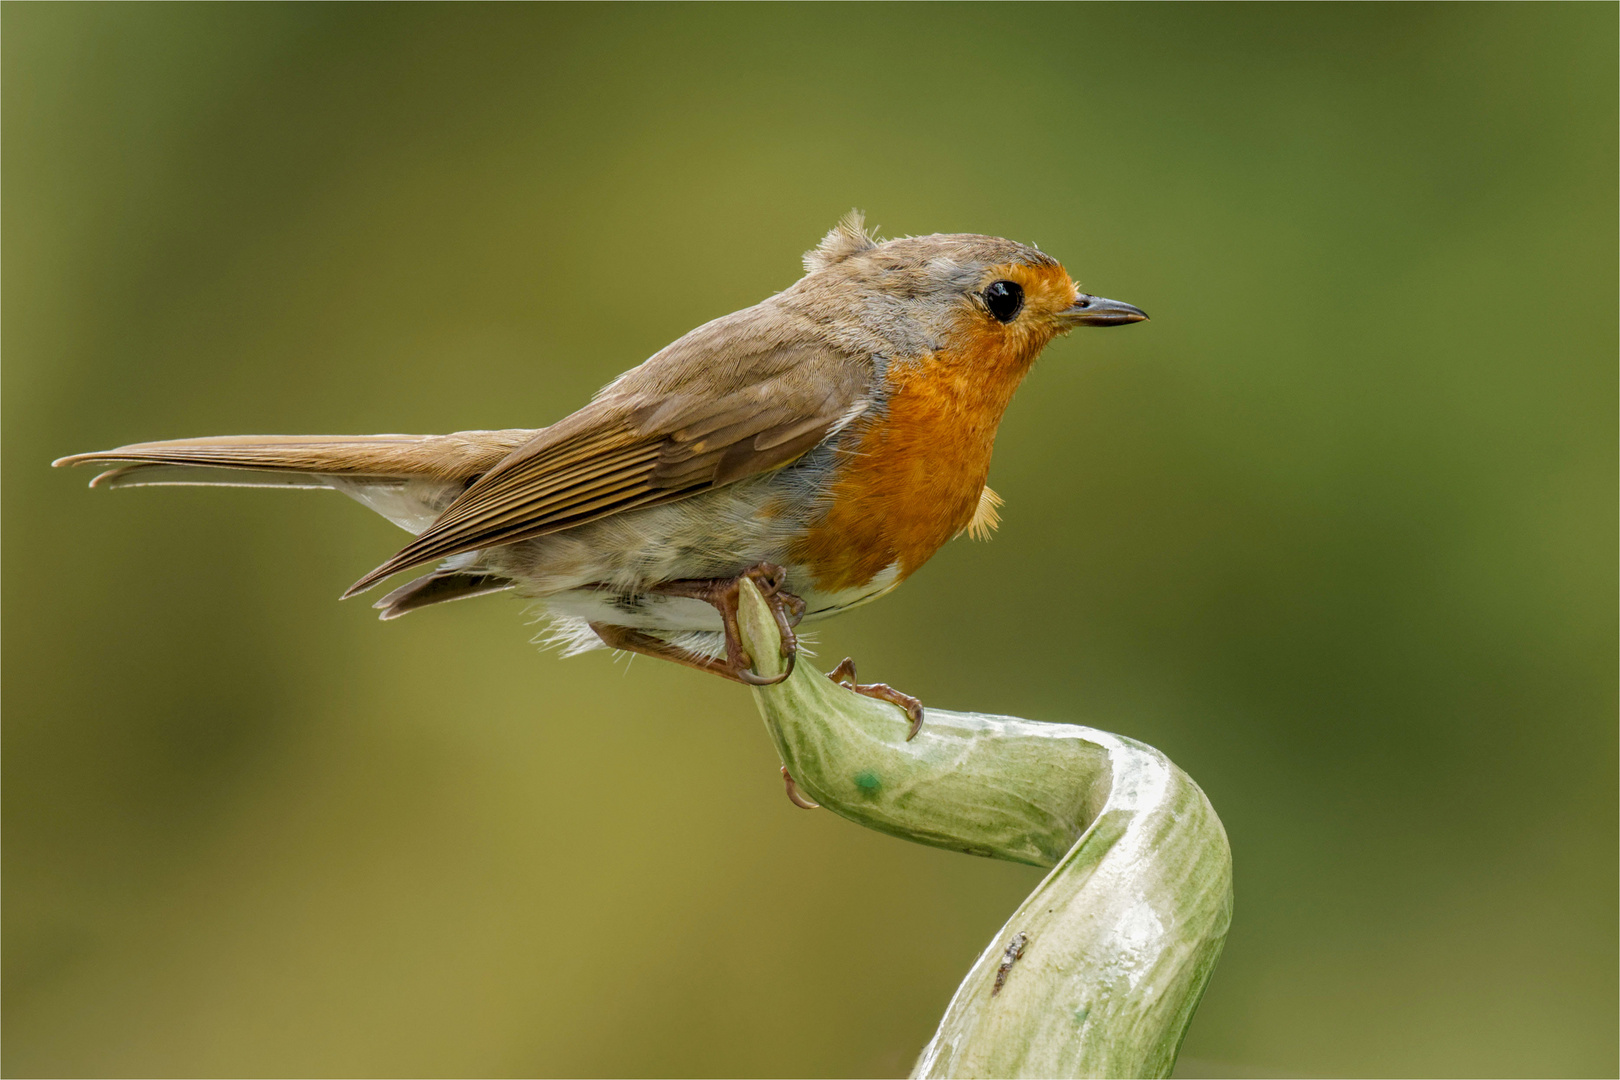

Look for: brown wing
[342,336,870,597]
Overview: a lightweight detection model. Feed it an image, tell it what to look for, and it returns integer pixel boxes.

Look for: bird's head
[787,211,1146,376]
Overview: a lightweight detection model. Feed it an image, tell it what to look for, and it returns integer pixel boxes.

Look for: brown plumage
[342,338,869,598]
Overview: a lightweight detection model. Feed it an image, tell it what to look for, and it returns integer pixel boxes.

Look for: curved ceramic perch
[734,581,1234,1080]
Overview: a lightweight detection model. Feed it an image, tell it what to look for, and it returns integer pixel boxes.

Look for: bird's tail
[54,431,541,616]
[53,430,537,533]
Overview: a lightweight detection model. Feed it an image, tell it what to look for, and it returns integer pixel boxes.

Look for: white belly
[541,560,901,632]
[533,560,902,657]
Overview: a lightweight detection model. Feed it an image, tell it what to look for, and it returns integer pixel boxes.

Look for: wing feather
[344,336,871,597]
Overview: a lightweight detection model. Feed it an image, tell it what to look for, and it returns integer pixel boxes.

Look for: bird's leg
[780,766,819,810]
[593,562,803,686]
[649,562,802,685]
[827,657,926,741]
[589,622,754,683]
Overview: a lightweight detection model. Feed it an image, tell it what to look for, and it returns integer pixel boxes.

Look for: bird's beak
[1061,293,1149,327]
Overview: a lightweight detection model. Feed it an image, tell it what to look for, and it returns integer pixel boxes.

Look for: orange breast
[791,337,1035,593]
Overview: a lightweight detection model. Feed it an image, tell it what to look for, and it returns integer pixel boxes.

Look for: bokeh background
[4,5,1615,1077]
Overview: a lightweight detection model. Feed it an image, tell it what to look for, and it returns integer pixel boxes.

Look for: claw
[902,696,925,741]
[781,766,819,809]
[737,648,796,686]
[824,657,925,740]
[740,563,801,663]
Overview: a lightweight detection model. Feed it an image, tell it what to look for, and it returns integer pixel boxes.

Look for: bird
[54,212,1146,740]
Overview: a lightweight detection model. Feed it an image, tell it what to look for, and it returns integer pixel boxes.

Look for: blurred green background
[4,4,1615,1077]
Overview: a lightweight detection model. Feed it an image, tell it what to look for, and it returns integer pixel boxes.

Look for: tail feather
[373,571,516,620]
[86,462,338,490]
[54,430,537,479]
[54,429,540,535]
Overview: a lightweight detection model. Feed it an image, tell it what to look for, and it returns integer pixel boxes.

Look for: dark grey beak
[1063,294,1149,327]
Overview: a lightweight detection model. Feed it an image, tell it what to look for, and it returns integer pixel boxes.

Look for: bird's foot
[593,563,803,686]
[826,657,925,740]
[781,766,819,809]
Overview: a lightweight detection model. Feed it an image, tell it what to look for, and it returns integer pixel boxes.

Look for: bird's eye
[983,280,1024,323]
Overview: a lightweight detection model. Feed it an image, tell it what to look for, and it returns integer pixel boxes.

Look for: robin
[55,212,1147,741]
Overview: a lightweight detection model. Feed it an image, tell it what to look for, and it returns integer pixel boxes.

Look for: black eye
[983,280,1024,323]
